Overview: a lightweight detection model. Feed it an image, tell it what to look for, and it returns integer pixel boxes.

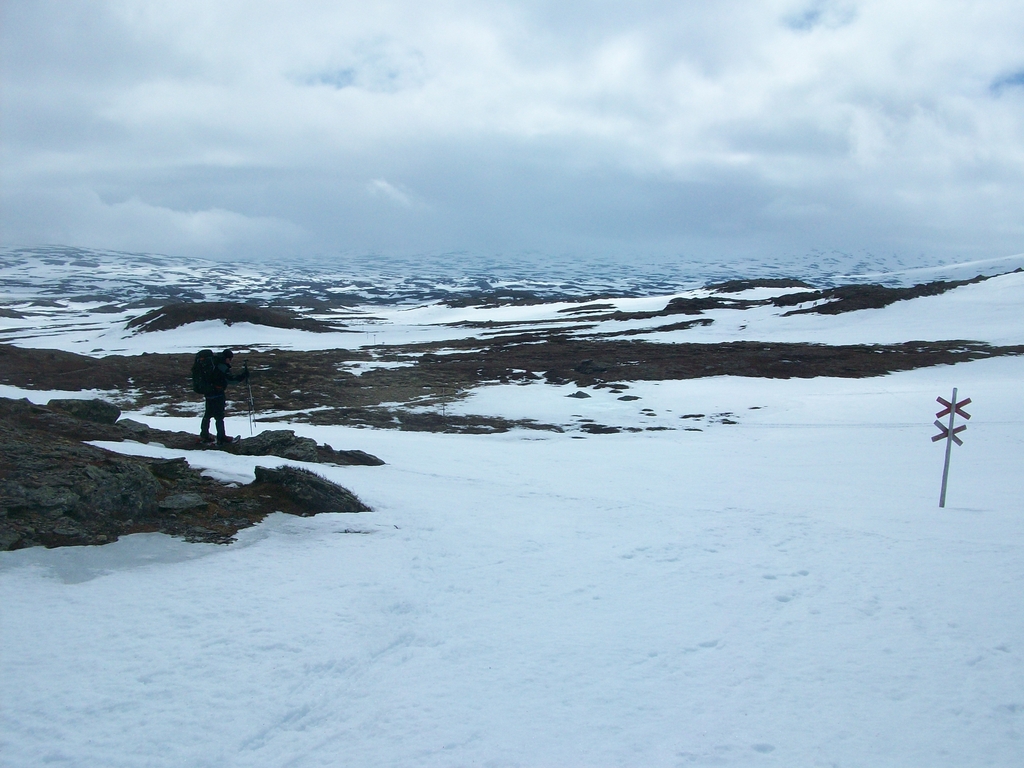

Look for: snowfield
[2,255,1024,767]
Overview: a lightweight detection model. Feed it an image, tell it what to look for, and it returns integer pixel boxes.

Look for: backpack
[191,349,216,395]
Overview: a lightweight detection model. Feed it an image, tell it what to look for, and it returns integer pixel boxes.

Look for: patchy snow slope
[2,255,1023,767]
[3,354,1023,767]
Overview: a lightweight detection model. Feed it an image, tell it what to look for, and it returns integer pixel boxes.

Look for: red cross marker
[932,420,967,446]
[935,396,971,420]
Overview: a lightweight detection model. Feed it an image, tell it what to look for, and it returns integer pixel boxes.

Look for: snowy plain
[2,253,1024,767]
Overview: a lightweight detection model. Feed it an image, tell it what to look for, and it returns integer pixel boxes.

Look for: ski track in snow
[1,249,1024,767]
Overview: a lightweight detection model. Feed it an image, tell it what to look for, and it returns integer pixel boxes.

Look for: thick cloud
[2,0,1022,263]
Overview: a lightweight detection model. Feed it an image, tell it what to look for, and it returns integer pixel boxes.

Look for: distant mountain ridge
[4,245,1023,311]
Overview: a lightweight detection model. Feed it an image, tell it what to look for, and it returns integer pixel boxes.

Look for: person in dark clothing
[200,349,248,444]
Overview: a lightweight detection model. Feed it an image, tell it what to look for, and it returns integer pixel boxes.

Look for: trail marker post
[244,361,255,437]
[931,388,971,507]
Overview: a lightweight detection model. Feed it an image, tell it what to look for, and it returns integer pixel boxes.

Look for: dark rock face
[47,398,121,424]
[253,466,370,515]
[0,407,164,549]
[0,398,374,551]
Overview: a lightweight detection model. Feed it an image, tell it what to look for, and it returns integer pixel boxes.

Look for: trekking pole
[244,361,255,436]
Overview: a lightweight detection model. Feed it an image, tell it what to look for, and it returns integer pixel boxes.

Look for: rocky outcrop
[253,466,370,515]
[47,398,122,424]
[0,398,375,551]
[33,398,387,467]
[232,429,385,466]
[235,429,320,462]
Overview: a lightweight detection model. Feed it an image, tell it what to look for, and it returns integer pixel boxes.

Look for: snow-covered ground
[2,253,1024,766]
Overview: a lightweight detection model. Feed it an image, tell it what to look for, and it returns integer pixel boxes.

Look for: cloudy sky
[2,0,1022,264]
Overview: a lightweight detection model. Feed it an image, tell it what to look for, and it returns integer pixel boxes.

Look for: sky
[1,0,1023,265]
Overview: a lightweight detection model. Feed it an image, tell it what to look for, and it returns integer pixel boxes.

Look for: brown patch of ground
[774,274,1012,315]
[126,301,347,333]
[3,336,1022,433]
[707,278,816,293]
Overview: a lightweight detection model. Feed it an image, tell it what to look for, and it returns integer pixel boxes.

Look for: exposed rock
[581,423,620,434]
[117,418,152,436]
[253,466,370,515]
[159,493,207,510]
[149,457,190,480]
[567,391,592,399]
[47,398,121,424]
[234,429,319,462]
[0,397,372,551]
[321,448,386,467]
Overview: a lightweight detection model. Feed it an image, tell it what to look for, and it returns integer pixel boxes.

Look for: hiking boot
[217,435,234,445]
[200,433,215,444]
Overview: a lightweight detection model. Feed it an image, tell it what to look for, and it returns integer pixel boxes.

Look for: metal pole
[938,387,956,508]
[245,363,255,437]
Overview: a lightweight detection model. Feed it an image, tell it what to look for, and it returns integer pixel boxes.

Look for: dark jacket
[209,355,246,396]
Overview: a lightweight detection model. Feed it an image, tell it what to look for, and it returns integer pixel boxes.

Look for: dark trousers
[201,394,227,439]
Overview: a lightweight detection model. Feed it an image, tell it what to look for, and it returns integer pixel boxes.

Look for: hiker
[199,349,249,445]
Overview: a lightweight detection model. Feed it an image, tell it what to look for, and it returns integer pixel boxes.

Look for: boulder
[253,466,369,514]
[325,448,386,466]
[158,493,207,511]
[117,418,152,437]
[234,430,319,462]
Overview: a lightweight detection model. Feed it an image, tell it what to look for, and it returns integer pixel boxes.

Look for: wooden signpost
[931,388,971,507]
